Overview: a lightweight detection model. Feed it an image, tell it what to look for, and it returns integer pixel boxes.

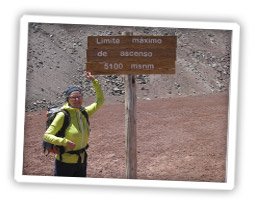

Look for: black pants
[54,158,87,177]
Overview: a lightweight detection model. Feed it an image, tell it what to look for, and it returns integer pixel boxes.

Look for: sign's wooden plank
[87,49,176,62]
[88,36,177,49]
[86,67,175,75]
[86,60,175,75]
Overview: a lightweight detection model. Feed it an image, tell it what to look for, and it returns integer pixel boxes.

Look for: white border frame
[15,15,240,190]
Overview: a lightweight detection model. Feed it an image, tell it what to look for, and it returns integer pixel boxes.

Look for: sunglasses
[69,95,83,100]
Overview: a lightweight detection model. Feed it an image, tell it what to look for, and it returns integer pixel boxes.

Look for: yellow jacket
[43,79,104,163]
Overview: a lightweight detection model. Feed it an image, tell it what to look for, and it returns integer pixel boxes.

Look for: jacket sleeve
[43,112,69,146]
[85,79,105,117]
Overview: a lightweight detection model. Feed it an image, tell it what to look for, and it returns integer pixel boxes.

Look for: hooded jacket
[43,79,104,163]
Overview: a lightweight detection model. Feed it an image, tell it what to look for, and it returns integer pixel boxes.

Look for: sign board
[86,36,177,75]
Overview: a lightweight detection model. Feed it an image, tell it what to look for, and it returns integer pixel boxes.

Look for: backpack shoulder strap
[80,108,90,126]
[56,109,70,137]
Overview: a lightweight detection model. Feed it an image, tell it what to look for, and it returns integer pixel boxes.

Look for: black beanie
[64,85,81,98]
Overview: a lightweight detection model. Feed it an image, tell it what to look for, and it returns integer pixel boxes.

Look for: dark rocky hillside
[25,23,231,111]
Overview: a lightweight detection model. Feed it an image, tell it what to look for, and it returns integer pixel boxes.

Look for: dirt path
[23,92,228,182]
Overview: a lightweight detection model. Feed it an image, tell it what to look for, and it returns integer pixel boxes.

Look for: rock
[143,97,151,101]
[174,82,181,89]
[212,63,217,68]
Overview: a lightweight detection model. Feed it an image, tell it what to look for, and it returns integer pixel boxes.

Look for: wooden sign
[87,49,176,61]
[86,36,177,75]
[88,36,177,49]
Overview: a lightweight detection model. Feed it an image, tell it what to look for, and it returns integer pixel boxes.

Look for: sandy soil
[23,92,228,182]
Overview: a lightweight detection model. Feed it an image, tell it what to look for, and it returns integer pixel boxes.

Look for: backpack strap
[80,108,90,126]
[66,144,89,163]
[55,109,70,161]
[56,109,70,138]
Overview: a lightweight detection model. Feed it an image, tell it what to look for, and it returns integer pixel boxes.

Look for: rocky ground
[25,23,231,110]
[22,22,231,182]
[23,92,228,182]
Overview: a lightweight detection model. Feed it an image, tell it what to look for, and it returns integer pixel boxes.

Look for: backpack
[43,106,90,159]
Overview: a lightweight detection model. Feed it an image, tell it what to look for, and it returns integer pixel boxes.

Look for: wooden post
[86,34,176,180]
[123,31,137,179]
